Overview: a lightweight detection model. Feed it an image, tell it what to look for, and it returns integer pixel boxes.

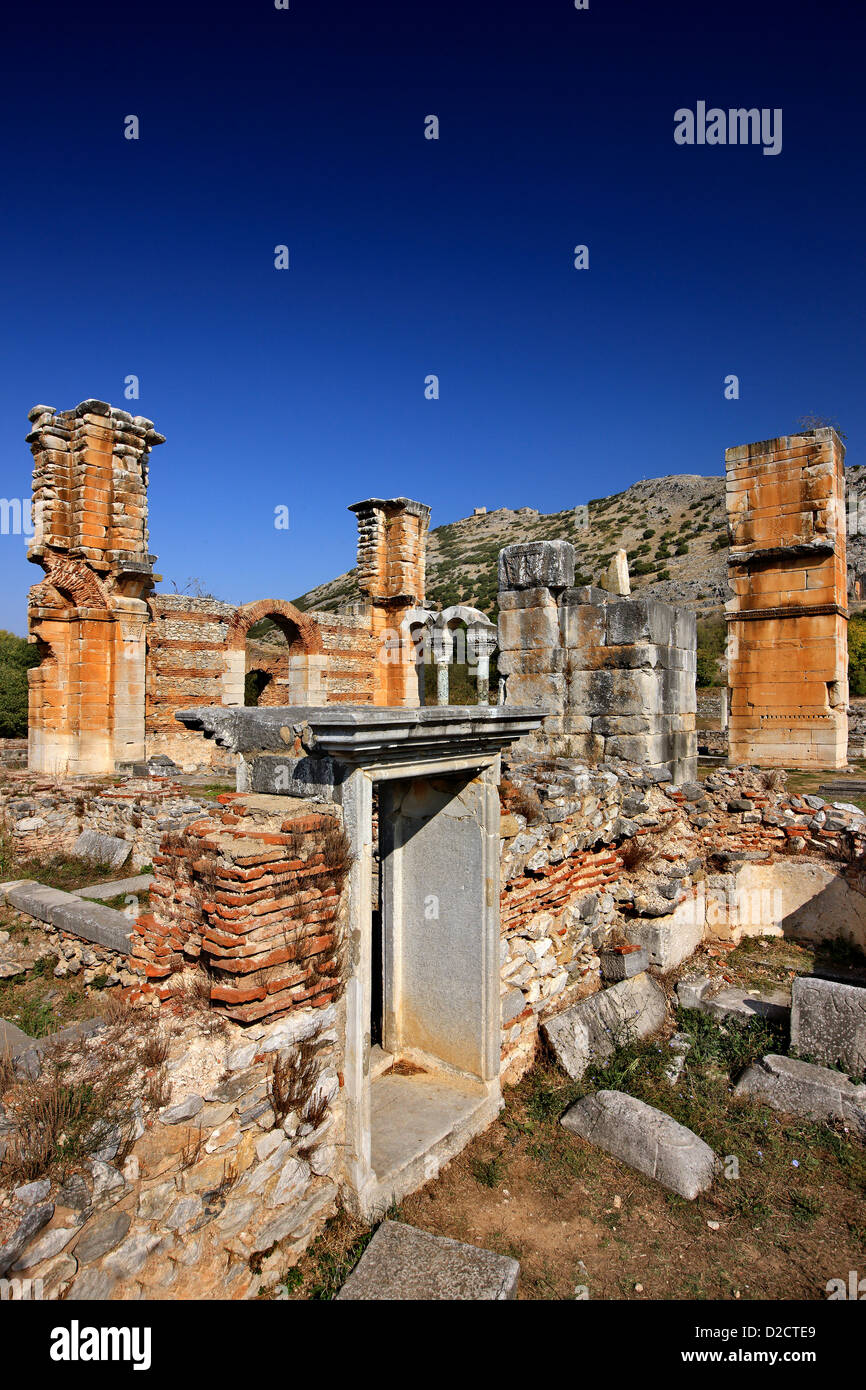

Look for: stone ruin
[497,539,698,783]
[3,398,864,1299]
[726,427,849,769]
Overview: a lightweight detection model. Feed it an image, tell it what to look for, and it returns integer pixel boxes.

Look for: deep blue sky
[1,0,863,633]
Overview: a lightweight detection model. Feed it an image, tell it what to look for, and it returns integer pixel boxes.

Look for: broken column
[26,399,165,775]
[726,429,848,769]
[498,540,697,781]
[347,497,431,706]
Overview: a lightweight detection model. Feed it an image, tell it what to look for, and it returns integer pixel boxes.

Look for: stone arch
[227,599,323,655]
[432,606,497,705]
[224,599,325,709]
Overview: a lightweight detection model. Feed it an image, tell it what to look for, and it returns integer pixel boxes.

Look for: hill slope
[293,474,731,618]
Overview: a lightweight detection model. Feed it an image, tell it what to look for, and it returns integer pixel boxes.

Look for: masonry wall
[498,541,697,782]
[726,429,848,769]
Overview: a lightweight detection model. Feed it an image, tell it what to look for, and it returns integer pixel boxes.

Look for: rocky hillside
[294,466,866,621]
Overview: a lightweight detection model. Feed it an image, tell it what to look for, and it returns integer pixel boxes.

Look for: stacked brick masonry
[26,401,163,776]
[144,596,237,771]
[132,795,350,1025]
[307,611,378,704]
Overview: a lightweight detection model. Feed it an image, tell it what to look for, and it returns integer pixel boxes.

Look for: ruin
[6,397,865,1301]
[497,539,697,782]
[24,401,438,776]
[726,428,849,769]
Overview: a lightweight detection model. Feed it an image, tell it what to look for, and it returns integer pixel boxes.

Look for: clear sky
[0,0,863,634]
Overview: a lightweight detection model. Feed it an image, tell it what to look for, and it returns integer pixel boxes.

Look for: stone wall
[0,772,210,870]
[0,999,342,1300]
[498,540,697,782]
[726,429,849,768]
[494,757,866,1082]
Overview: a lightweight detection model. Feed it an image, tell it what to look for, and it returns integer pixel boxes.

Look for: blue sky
[0,0,863,633]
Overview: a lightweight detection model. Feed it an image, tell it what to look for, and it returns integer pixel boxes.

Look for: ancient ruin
[497,539,697,782]
[2,399,864,1302]
[726,428,849,769]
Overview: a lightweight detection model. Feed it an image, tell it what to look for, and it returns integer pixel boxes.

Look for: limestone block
[498,604,561,652]
[791,976,866,1077]
[542,972,667,1079]
[335,1221,519,1300]
[734,1054,866,1138]
[561,1090,716,1198]
[629,891,704,971]
[498,540,575,592]
[73,830,131,871]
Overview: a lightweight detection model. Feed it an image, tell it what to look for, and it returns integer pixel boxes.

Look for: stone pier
[26,400,165,775]
[497,540,697,782]
[348,497,431,707]
[726,429,848,769]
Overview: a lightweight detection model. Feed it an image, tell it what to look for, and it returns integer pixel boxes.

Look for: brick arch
[227,599,323,654]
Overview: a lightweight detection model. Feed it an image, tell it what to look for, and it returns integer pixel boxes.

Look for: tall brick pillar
[26,399,165,775]
[348,497,431,706]
[726,428,848,770]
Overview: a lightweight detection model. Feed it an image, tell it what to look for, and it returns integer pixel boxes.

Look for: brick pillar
[726,429,848,770]
[25,399,164,775]
[348,497,431,706]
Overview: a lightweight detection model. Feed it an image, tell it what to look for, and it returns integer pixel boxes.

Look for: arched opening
[244,615,303,706]
[225,600,325,710]
[430,607,498,706]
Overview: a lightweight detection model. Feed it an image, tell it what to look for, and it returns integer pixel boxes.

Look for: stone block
[599,945,649,982]
[561,1090,716,1198]
[629,891,704,971]
[498,540,575,593]
[335,1221,519,1300]
[72,830,132,871]
[542,972,667,1079]
[734,1054,866,1139]
[791,976,866,1077]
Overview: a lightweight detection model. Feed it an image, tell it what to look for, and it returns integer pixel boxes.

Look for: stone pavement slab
[335,1221,519,1300]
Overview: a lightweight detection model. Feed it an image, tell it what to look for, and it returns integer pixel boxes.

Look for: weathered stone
[65,1266,118,1301]
[336,1221,519,1300]
[160,1093,204,1125]
[73,1208,132,1264]
[791,976,866,1077]
[137,1179,177,1222]
[72,830,132,871]
[561,1090,716,1198]
[734,1053,866,1139]
[165,1194,203,1232]
[11,1223,76,1271]
[103,1230,164,1278]
[13,1178,51,1206]
[498,540,575,593]
[0,1204,54,1277]
[599,945,649,982]
[542,973,667,1079]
